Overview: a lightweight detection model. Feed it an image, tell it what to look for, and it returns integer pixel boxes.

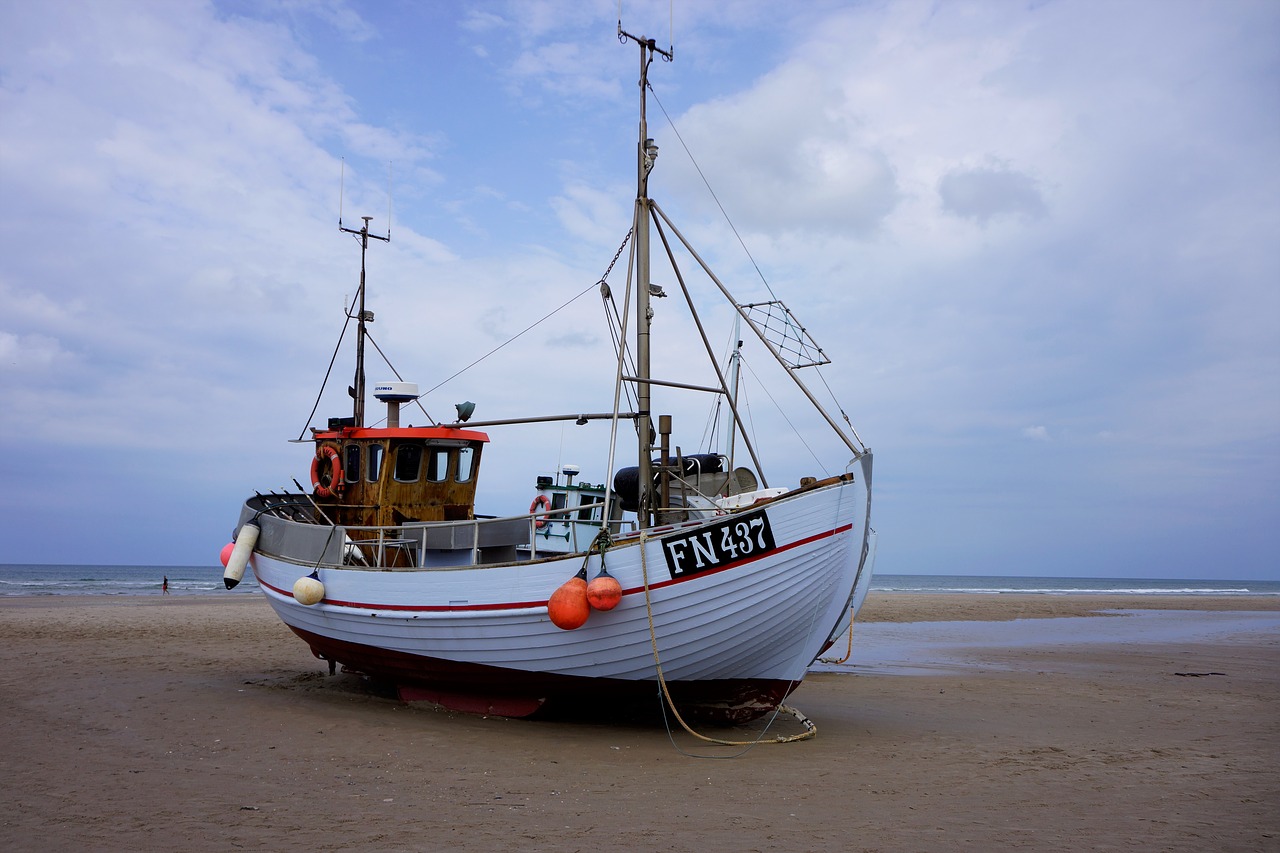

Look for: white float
[222,522,260,589]
[293,572,325,606]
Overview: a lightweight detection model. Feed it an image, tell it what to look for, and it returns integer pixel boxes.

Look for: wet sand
[1,592,1276,851]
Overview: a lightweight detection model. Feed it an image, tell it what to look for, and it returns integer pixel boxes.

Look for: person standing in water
[162,576,169,595]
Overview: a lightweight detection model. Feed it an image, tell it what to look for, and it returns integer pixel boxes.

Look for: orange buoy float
[547,567,589,630]
[311,445,344,498]
[587,566,622,611]
[219,541,236,568]
[529,494,552,528]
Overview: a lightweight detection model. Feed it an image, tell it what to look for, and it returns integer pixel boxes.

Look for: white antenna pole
[727,315,741,469]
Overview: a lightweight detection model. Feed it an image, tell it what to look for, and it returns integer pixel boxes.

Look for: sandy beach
[1,593,1276,852]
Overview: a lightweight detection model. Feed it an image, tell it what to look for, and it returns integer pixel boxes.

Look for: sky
[1,0,1277,580]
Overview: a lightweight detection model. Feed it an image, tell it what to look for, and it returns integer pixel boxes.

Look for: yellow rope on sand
[637,531,817,746]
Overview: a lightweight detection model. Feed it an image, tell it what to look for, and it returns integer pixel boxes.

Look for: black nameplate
[661,510,776,580]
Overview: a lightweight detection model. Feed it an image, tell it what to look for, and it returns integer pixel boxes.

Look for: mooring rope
[637,531,816,750]
[818,609,857,665]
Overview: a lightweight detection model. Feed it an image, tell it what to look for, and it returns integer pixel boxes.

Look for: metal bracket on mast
[617,25,673,62]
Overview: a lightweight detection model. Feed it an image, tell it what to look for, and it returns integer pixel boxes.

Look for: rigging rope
[302,228,637,432]
[817,609,858,665]
[815,366,867,451]
[818,528,877,664]
[739,356,825,472]
[424,230,637,405]
[362,329,436,425]
[423,280,598,399]
[297,309,354,441]
[597,230,638,413]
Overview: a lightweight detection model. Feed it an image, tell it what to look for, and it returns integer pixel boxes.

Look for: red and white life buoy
[530,494,552,528]
[311,445,344,498]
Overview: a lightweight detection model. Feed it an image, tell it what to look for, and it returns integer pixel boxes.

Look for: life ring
[530,494,552,528]
[311,445,344,498]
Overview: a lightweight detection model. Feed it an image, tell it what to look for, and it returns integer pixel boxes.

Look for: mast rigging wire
[296,311,354,441]
[421,280,597,397]
[423,230,637,402]
[648,87,777,301]
[645,95,869,458]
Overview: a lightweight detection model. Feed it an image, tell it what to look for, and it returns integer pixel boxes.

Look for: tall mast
[620,27,671,528]
[340,215,389,427]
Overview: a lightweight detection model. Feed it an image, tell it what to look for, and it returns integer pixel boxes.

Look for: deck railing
[246,495,633,569]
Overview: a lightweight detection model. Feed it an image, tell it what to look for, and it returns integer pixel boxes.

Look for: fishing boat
[222,29,875,725]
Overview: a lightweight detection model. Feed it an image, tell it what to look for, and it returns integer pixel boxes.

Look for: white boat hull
[244,460,872,721]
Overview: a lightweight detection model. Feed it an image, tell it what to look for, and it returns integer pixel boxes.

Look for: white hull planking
[249,475,871,684]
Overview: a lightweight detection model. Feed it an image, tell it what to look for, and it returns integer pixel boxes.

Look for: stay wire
[814,364,866,451]
[740,356,824,472]
[362,329,435,425]
[424,230,637,405]
[297,311,354,441]
[649,86,777,300]
[423,280,599,399]
[598,229,638,412]
[651,86,867,456]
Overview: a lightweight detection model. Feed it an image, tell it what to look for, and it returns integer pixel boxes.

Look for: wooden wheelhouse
[310,426,490,529]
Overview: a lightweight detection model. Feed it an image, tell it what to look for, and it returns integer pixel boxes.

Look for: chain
[598,229,633,288]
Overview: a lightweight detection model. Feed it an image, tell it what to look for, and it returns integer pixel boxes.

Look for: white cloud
[939,163,1046,223]
[0,0,1275,577]
[1022,425,1051,442]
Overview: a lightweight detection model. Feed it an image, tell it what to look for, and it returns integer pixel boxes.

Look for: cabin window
[344,445,361,484]
[394,443,422,482]
[426,447,450,482]
[578,496,602,522]
[367,444,383,482]
[551,493,568,514]
[456,446,476,482]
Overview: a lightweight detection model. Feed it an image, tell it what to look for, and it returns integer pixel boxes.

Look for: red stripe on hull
[289,625,798,725]
[260,520,856,613]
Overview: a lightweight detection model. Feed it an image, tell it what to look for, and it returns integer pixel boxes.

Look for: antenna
[617,1,674,58]
[339,214,389,427]
[337,158,394,239]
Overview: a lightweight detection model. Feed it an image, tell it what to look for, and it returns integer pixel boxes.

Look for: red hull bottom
[290,626,798,725]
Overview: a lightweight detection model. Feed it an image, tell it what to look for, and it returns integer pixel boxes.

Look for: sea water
[871,574,1280,596]
[1,565,1274,598]
[823,574,1280,674]
[0,563,260,596]
[812,609,1280,675]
